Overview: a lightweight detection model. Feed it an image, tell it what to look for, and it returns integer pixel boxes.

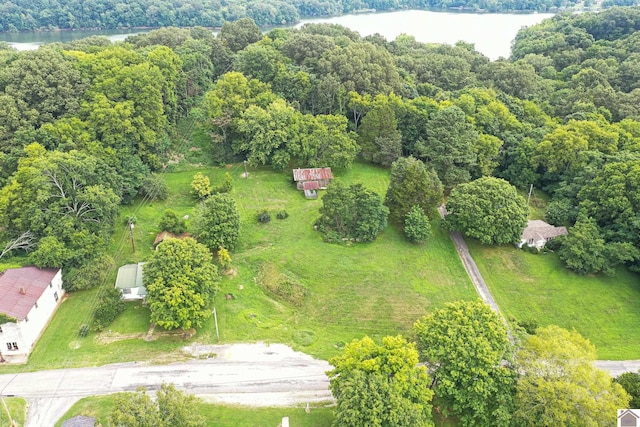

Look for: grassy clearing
[0,397,26,427]
[1,162,475,372]
[55,394,333,427]
[469,240,640,359]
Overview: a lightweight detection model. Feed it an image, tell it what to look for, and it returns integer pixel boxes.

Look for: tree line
[0,0,593,32]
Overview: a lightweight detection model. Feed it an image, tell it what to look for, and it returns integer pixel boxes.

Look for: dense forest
[1,7,640,282]
[0,0,616,32]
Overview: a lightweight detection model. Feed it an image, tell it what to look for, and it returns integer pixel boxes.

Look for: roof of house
[521,219,568,241]
[292,168,333,182]
[153,231,191,246]
[0,266,60,321]
[115,262,146,293]
[61,415,97,427]
[302,181,320,190]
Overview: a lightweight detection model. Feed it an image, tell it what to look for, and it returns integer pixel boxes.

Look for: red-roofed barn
[0,266,63,363]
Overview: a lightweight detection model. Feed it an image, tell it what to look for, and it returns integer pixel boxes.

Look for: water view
[0,10,555,59]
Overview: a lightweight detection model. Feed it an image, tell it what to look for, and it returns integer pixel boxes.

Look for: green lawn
[469,240,640,360]
[55,394,333,427]
[0,397,26,427]
[1,162,476,372]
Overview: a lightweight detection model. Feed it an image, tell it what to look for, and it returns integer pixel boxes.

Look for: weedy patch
[256,262,309,306]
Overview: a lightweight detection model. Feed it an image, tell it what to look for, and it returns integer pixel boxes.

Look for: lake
[0,10,555,59]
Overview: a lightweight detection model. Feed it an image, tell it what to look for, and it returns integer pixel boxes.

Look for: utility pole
[213,307,220,341]
[243,160,248,179]
[1,397,16,427]
[128,219,135,253]
[527,184,534,206]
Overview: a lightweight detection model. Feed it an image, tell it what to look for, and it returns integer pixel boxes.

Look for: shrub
[256,209,271,223]
[139,173,169,201]
[191,172,212,199]
[213,172,233,194]
[276,210,289,219]
[78,324,90,337]
[404,205,432,244]
[158,209,187,234]
[91,287,125,332]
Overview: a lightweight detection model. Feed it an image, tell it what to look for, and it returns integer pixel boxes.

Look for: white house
[115,262,146,301]
[0,266,64,363]
[519,219,568,249]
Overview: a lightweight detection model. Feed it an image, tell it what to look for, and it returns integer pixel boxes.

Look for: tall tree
[192,193,241,251]
[144,238,219,331]
[316,181,389,243]
[358,99,402,167]
[328,335,434,427]
[219,18,263,52]
[414,300,515,427]
[445,177,528,245]
[384,156,443,223]
[513,325,629,427]
[416,106,478,188]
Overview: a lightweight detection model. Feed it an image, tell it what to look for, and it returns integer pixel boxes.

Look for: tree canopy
[414,300,515,427]
[144,237,220,330]
[328,335,434,427]
[446,177,528,245]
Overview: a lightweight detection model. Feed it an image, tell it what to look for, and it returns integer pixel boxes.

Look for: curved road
[0,343,332,427]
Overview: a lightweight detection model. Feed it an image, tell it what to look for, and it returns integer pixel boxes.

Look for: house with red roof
[0,266,63,363]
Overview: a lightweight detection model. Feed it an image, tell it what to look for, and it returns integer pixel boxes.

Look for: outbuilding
[115,262,146,301]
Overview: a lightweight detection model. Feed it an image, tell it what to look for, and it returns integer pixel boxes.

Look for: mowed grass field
[0,162,476,373]
[469,240,640,360]
[0,397,26,427]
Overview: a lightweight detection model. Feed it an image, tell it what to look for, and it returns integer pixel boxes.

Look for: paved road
[0,343,332,427]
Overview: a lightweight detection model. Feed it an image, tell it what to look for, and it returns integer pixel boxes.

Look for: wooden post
[213,307,219,341]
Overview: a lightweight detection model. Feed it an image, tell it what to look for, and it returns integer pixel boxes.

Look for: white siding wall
[0,321,25,356]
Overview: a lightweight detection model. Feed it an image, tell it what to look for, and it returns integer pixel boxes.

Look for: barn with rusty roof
[293,168,333,199]
[0,266,64,363]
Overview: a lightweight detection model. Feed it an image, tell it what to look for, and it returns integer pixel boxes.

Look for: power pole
[213,307,220,341]
[128,219,135,253]
[243,160,248,179]
[527,184,534,206]
[1,397,16,427]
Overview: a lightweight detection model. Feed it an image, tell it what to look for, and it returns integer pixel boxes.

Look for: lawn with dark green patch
[0,397,26,427]
[468,240,640,359]
[55,395,333,427]
[1,163,475,372]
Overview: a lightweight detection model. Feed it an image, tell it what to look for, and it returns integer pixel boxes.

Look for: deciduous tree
[328,335,434,427]
[192,193,241,251]
[445,177,528,245]
[414,300,515,427]
[513,326,629,427]
[144,238,219,330]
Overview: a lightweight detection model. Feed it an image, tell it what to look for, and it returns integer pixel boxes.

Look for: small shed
[293,168,333,190]
[519,220,568,249]
[153,231,191,248]
[61,415,96,427]
[115,262,146,301]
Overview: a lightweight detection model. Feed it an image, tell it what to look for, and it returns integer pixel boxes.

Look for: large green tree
[316,181,388,243]
[384,156,443,223]
[109,384,205,427]
[513,325,629,426]
[328,335,434,427]
[446,177,528,245]
[416,106,478,188]
[144,238,219,330]
[192,193,241,251]
[414,300,515,427]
